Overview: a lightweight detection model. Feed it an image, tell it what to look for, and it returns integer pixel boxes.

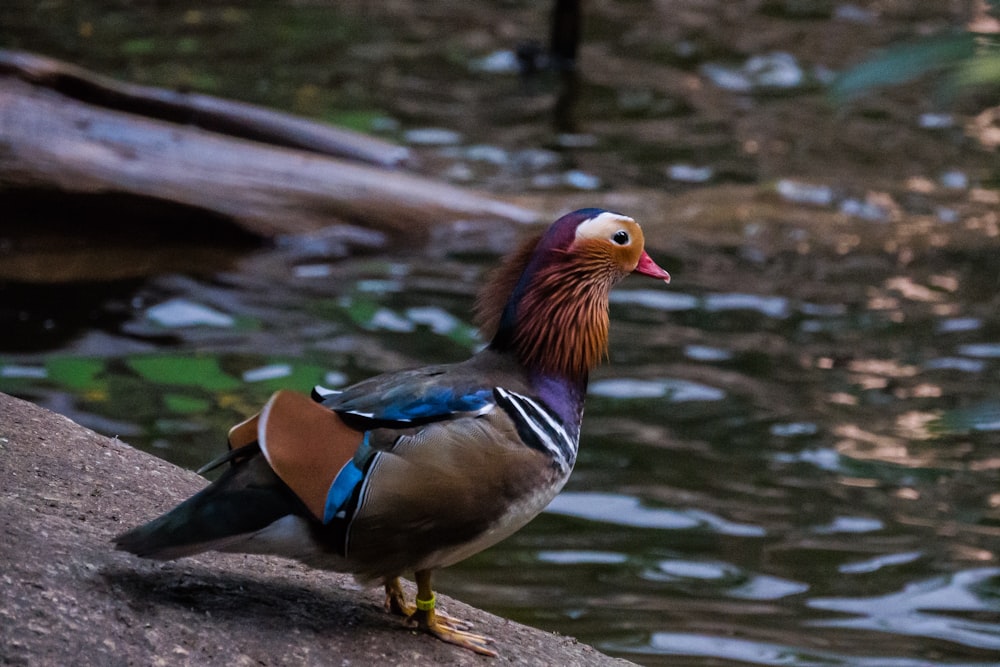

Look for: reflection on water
[547,492,766,536]
[809,568,1000,651]
[4,254,1000,665]
[589,378,727,402]
[612,632,1000,667]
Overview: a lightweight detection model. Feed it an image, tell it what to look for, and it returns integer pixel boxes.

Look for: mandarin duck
[115,208,670,656]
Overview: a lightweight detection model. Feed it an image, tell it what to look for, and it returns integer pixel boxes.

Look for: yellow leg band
[415,593,436,612]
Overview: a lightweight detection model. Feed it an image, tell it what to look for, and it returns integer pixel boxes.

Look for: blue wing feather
[313,366,494,428]
[372,386,492,421]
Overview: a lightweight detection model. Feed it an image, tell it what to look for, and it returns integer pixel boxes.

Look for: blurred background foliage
[832,0,1000,104]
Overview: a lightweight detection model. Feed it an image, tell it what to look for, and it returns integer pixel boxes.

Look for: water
[3,2,1000,665]
[5,251,1000,665]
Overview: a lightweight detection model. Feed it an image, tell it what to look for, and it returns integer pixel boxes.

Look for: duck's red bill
[634,251,671,283]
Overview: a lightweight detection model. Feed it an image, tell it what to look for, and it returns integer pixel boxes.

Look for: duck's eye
[612,230,630,245]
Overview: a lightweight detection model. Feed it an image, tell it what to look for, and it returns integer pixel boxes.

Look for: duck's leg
[383,576,412,616]
[383,576,470,629]
[383,572,497,656]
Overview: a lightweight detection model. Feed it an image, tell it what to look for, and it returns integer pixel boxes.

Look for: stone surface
[0,392,630,666]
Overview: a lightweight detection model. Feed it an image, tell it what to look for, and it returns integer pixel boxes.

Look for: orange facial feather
[477,235,634,380]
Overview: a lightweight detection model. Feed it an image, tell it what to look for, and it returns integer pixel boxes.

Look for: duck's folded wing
[314,366,495,428]
[246,374,500,525]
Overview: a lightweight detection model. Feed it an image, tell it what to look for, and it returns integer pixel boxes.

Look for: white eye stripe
[575,212,636,242]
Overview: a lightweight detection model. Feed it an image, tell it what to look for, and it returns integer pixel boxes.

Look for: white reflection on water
[145,298,234,328]
[704,293,790,318]
[405,306,464,335]
[610,631,998,666]
[684,344,734,362]
[770,421,819,437]
[366,307,414,332]
[613,289,796,320]
[924,357,987,373]
[241,364,292,382]
[811,516,884,535]
[536,550,629,565]
[0,364,48,379]
[729,574,810,601]
[957,343,1000,358]
[643,559,809,600]
[808,568,1000,650]
[937,317,982,333]
[652,559,734,580]
[773,447,844,472]
[838,551,923,575]
[610,289,699,311]
[589,378,725,402]
[545,491,766,537]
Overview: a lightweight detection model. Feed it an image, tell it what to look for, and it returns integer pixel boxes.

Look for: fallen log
[0,49,412,169]
[0,50,540,238]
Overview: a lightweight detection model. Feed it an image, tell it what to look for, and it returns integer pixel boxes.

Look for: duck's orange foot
[384,577,413,616]
[406,605,497,657]
[382,577,496,656]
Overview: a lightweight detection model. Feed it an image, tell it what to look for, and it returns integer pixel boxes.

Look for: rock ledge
[0,392,630,666]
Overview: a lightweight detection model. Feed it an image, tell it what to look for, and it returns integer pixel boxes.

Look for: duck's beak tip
[635,251,671,283]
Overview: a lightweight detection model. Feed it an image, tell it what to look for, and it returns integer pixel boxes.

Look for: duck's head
[478,208,670,380]
[556,208,671,283]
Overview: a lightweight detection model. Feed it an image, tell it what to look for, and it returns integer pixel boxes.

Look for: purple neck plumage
[530,370,586,441]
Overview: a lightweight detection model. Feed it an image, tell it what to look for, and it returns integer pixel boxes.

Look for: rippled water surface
[5,252,1000,665]
[3,2,1000,665]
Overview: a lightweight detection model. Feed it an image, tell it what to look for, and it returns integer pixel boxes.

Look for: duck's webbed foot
[382,573,497,657]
